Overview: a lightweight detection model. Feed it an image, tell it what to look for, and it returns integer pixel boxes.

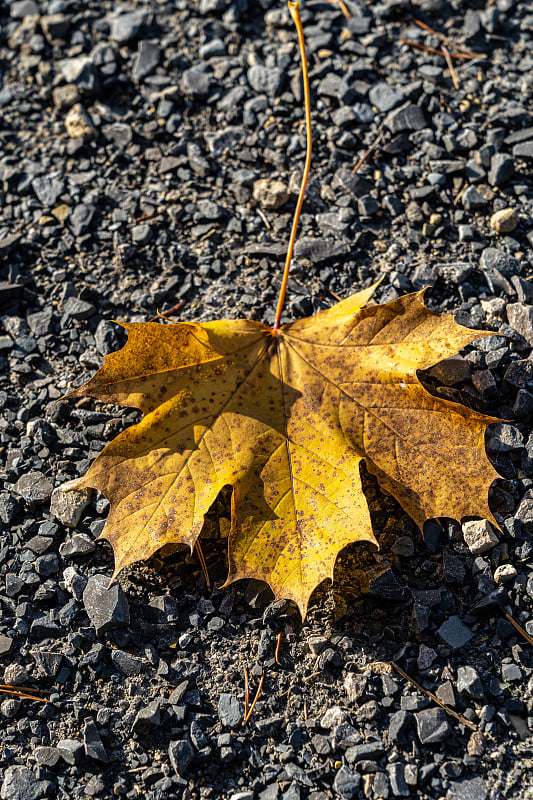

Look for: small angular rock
[462,520,499,554]
[218,693,243,728]
[83,574,130,635]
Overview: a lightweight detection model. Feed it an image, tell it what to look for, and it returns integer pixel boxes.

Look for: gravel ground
[1,0,533,798]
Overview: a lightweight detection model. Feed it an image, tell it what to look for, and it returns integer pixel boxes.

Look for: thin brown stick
[504,611,533,647]
[244,666,250,720]
[134,209,168,224]
[0,687,52,704]
[273,0,312,332]
[0,684,51,693]
[275,632,282,664]
[399,38,472,59]
[414,19,486,58]
[391,662,476,731]
[195,539,211,591]
[442,46,460,89]
[243,671,265,723]
[148,300,185,323]
[327,0,351,19]
[352,124,385,175]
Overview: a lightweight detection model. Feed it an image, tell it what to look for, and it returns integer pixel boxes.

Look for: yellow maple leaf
[66,287,499,616]
[62,1,499,617]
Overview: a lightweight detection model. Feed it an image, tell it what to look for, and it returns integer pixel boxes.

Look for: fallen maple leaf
[66,287,499,615]
[62,1,499,617]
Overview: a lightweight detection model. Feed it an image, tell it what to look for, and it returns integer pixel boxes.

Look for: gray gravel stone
[462,185,487,209]
[488,153,514,185]
[437,616,473,649]
[247,65,283,97]
[84,719,108,762]
[333,766,360,798]
[457,666,484,698]
[50,483,91,527]
[56,739,84,765]
[507,303,533,345]
[446,777,488,800]
[480,247,519,276]
[133,700,161,732]
[83,574,130,635]
[110,10,146,43]
[368,82,404,111]
[388,763,410,796]
[13,472,53,504]
[168,737,195,774]
[0,766,47,800]
[32,175,64,206]
[414,707,451,744]
[110,649,145,676]
[218,693,243,728]
[386,102,425,132]
[63,296,96,320]
[132,40,160,81]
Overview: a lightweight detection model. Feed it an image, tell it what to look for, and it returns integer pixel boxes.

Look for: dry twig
[504,611,533,648]
[442,46,460,90]
[327,0,351,19]
[148,300,185,323]
[414,19,486,58]
[0,686,53,704]
[275,631,282,665]
[399,38,472,59]
[391,662,477,731]
[195,539,211,591]
[133,209,168,224]
[243,670,265,723]
[352,124,385,175]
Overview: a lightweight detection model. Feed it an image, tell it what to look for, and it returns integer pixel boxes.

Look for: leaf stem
[272,0,312,333]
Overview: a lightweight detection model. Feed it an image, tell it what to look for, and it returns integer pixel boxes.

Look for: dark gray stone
[56,739,84,765]
[133,700,161,732]
[70,204,95,237]
[513,142,533,160]
[84,719,108,762]
[168,737,194,774]
[446,777,488,800]
[437,616,473,649]
[333,766,360,799]
[386,102,425,132]
[480,247,519,276]
[64,296,96,320]
[82,574,130,635]
[132,40,160,81]
[457,666,484,698]
[368,82,404,112]
[32,175,64,206]
[247,65,283,97]
[414,707,451,744]
[388,763,410,797]
[487,422,524,452]
[0,766,47,800]
[488,153,514,186]
[461,185,487,209]
[110,649,145,676]
[387,710,410,743]
[218,693,243,727]
[13,472,53,504]
[110,10,146,43]
[507,303,533,345]
[59,533,96,558]
[181,66,210,97]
